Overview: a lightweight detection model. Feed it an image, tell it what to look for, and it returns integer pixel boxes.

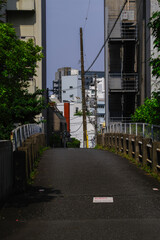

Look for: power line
[83,0,91,30]
[84,0,128,74]
[70,123,83,133]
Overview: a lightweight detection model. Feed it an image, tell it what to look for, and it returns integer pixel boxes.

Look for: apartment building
[86,78,105,130]
[53,67,79,102]
[5,0,46,93]
[53,68,105,102]
[62,75,81,103]
[104,0,138,125]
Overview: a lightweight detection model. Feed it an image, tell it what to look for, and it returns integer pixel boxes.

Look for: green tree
[0,23,45,139]
[131,92,160,125]
[148,0,160,79]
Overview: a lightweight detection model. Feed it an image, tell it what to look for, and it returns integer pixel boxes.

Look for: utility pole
[80,27,87,148]
[94,75,98,144]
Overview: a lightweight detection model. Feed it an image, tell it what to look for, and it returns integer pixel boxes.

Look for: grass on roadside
[95,144,160,182]
[27,147,50,185]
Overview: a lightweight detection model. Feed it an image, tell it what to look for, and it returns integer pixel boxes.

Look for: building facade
[62,75,81,103]
[104,0,138,125]
[53,67,79,102]
[6,0,46,93]
[53,68,105,102]
[57,102,95,148]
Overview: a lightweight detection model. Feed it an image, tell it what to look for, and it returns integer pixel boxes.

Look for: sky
[46,0,104,89]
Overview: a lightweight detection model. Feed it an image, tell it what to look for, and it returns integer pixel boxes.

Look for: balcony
[121,22,137,40]
[109,73,138,92]
[7,0,35,11]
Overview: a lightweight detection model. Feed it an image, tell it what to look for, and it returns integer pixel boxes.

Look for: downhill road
[1,148,160,239]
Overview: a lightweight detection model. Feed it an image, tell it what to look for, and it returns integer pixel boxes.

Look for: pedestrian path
[1,148,160,240]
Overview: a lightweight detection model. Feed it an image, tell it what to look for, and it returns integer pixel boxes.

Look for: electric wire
[84,0,128,74]
[70,123,83,133]
[83,0,91,31]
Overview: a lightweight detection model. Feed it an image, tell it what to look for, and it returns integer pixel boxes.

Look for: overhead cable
[83,0,91,30]
[84,0,128,74]
[70,123,83,133]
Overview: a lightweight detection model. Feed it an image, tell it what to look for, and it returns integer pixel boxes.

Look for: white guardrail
[102,123,160,142]
[11,124,42,151]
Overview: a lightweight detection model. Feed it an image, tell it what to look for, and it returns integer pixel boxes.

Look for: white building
[62,75,81,102]
[53,67,79,102]
[86,78,105,130]
[57,102,95,148]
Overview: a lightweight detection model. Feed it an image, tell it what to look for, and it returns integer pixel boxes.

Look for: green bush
[67,138,80,148]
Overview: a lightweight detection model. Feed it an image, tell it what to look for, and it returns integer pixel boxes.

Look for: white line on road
[93,197,114,203]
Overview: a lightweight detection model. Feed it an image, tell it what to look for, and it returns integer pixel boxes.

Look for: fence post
[136,123,138,136]
[151,125,154,141]
[129,124,131,135]
[143,123,145,138]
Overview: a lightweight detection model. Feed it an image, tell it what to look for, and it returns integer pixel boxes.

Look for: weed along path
[1,148,160,239]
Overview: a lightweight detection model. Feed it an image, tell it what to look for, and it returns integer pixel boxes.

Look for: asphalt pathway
[1,148,160,239]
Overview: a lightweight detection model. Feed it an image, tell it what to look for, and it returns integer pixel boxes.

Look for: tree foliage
[0,23,45,139]
[131,92,160,125]
[148,0,160,79]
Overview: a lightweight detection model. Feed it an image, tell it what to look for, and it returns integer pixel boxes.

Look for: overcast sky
[46,0,104,89]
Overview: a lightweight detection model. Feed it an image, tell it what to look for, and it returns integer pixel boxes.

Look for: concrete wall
[13,133,46,192]
[98,132,160,176]
[0,141,13,206]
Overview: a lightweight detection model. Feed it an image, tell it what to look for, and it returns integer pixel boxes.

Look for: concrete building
[5,0,46,93]
[86,78,105,130]
[53,68,105,102]
[53,67,79,102]
[136,0,151,103]
[104,0,138,125]
[62,75,81,103]
[57,102,95,148]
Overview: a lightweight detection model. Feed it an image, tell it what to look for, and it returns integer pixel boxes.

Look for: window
[70,94,73,98]
[69,86,73,89]
[63,91,66,93]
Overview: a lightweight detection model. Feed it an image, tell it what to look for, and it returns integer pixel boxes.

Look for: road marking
[153,188,159,191]
[93,197,113,203]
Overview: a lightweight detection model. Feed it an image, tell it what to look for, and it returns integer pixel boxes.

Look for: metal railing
[122,74,138,90]
[103,123,160,142]
[11,124,42,151]
[121,22,137,39]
